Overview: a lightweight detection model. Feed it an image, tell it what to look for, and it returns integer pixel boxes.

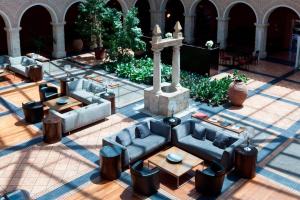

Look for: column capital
[4,27,22,32]
[150,10,164,14]
[254,23,269,28]
[216,17,230,22]
[51,21,66,27]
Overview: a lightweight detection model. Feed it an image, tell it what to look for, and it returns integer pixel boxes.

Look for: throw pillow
[205,128,217,141]
[192,123,206,140]
[82,80,90,90]
[116,130,132,146]
[192,112,208,119]
[135,122,151,139]
[150,120,171,138]
[213,133,230,149]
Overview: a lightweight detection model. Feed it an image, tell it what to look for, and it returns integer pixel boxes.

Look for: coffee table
[148,146,204,188]
[43,96,82,112]
[0,69,14,81]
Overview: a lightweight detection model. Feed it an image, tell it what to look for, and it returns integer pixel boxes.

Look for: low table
[43,115,62,144]
[148,146,204,188]
[100,145,122,180]
[29,65,43,82]
[43,96,82,112]
[59,77,74,96]
[163,116,181,128]
[235,145,258,179]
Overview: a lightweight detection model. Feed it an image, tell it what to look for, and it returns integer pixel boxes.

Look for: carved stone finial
[153,25,162,36]
[173,21,183,38]
[174,21,182,33]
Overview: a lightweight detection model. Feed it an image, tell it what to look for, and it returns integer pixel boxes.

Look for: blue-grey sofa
[172,119,245,170]
[103,119,171,168]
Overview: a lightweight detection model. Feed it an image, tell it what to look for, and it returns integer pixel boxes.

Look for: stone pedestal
[144,83,189,116]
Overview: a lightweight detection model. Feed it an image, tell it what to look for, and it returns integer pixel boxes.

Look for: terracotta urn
[228,80,248,106]
[72,39,83,51]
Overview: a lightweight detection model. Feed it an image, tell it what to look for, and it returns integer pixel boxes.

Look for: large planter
[228,80,248,106]
[95,47,106,60]
[72,39,83,51]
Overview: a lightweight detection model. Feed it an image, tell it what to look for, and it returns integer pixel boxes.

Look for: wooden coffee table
[43,96,82,112]
[148,146,204,188]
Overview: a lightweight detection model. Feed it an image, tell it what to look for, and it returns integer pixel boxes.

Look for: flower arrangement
[205,40,214,49]
[165,32,173,38]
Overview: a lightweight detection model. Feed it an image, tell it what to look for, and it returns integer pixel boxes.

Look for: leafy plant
[232,69,248,83]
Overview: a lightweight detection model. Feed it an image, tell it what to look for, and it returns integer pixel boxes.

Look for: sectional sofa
[103,119,171,168]
[172,119,245,170]
[8,56,38,78]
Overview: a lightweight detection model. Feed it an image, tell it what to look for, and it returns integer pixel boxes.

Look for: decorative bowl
[56,97,69,105]
[166,153,183,164]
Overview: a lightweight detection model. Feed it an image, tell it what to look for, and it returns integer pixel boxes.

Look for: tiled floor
[0,57,299,199]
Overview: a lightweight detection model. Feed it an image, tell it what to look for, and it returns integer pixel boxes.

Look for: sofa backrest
[21,57,35,66]
[0,56,8,64]
[9,57,22,65]
[68,79,84,91]
[87,82,105,93]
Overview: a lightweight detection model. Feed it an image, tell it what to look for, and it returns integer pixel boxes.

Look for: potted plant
[76,0,113,60]
[228,70,249,106]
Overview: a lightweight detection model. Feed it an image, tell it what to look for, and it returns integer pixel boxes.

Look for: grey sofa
[67,78,106,104]
[0,55,9,69]
[8,56,38,77]
[49,99,111,133]
[172,120,245,170]
[103,119,171,168]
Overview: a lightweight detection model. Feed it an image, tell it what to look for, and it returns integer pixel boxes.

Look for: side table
[163,116,181,128]
[100,145,122,180]
[60,77,74,96]
[43,115,62,144]
[29,65,43,82]
[234,145,258,178]
[100,92,116,114]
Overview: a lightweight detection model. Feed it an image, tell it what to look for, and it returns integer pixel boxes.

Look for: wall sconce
[167,13,171,18]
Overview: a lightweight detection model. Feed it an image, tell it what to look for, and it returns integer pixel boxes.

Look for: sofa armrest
[221,137,246,170]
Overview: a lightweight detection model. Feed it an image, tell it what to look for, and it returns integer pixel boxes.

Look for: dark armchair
[1,189,30,200]
[22,101,44,123]
[195,160,226,196]
[39,83,59,102]
[130,160,160,196]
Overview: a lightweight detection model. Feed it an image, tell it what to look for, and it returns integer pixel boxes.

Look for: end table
[29,65,43,82]
[100,145,122,180]
[100,92,116,114]
[43,115,62,144]
[59,77,74,96]
[163,116,181,128]
[234,145,258,178]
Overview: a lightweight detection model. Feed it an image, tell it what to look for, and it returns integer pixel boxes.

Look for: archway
[165,0,185,33]
[135,0,151,36]
[20,5,53,56]
[64,2,83,54]
[0,16,7,55]
[194,0,218,46]
[227,3,256,53]
[107,0,122,12]
[266,7,299,64]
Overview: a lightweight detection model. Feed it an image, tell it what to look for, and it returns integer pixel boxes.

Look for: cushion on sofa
[82,79,91,90]
[132,135,167,153]
[212,132,231,149]
[192,123,206,140]
[88,83,105,93]
[135,122,151,139]
[116,130,132,146]
[205,128,217,141]
[150,120,170,137]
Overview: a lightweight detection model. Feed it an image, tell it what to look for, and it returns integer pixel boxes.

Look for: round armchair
[22,101,44,123]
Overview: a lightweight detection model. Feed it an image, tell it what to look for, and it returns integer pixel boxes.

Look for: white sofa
[49,98,111,133]
[67,78,106,104]
[8,56,38,77]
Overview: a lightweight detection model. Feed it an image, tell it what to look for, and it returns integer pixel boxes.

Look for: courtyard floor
[0,56,299,199]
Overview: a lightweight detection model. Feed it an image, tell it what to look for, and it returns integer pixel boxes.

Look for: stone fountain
[144,22,190,116]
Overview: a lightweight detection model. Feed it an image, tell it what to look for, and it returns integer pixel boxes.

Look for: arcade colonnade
[0,0,300,59]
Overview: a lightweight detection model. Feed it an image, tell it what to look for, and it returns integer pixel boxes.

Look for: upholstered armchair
[1,189,30,200]
[130,160,160,196]
[39,83,59,102]
[22,101,44,123]
[195,160,226,196]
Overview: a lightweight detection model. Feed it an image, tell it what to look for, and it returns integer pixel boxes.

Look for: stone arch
[63,0,84,22]
[0,10,12,29]
[160,0,187,14]
[108,0,129,13]
[223,1,258,23]
[263,5,300,24]
[17,3,59,26]
[133,0,155,11]
[189,0,220,17]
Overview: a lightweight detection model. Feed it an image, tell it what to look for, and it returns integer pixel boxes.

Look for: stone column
[254,23,269,59]
[5,27,21,57]
[51,22,66,58]
[153,49,162,93]
[150,10,165,33]
[216,17,230,49]
[184,14,195,44]
[295,36,300,69]
[172,45,181,88]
